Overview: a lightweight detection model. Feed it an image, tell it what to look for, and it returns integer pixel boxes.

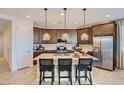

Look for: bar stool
[75,58,93,85]
[58,59,72,85]
[39,59,54,85]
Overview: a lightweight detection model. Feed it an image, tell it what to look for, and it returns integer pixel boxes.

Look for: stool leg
[68,71,70,81]
[85,70,87,81]
[51,71,53,85]
[70,71,72,85]
[39,72,42,85]
[51,69,54,85]
[43,71,45,81]
[78,70,81,85]
[53,68,54,81]
[89,71,92,85]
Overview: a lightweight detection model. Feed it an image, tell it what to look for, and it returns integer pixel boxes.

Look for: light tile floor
[0,58,124,85]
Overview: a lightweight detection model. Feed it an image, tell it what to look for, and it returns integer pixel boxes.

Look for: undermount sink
[54,53,70,56]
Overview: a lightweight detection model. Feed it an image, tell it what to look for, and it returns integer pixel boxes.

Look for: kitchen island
[34,52,98,82]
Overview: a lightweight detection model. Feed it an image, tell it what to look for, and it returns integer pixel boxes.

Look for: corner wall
[0,13,33,72]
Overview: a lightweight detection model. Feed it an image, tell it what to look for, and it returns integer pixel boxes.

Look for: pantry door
[16,23,33,70]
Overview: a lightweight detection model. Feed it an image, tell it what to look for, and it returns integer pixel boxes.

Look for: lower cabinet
[33,51,42,65]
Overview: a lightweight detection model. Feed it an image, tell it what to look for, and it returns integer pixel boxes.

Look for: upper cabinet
[77,27,93,44]
[102,23,114,35]
[93,23,115,36]
[56,29,65,39]
[92,25,102,36]
[34,22,115,44]
[33,27,77,44]
[33,27,40,44]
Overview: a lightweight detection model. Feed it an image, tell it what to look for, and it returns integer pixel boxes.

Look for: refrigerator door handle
[100,53,103,62]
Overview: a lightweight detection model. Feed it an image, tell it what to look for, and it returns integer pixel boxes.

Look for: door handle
[101,54,103,62]
[27,50,30,53]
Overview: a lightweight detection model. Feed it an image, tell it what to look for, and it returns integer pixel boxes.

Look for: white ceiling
[0,19,10,31]
[0,8,124,29]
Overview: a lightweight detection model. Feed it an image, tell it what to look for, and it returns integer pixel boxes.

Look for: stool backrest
[58,59,72,66]
[78,58,93,71]
[39,59,54,71]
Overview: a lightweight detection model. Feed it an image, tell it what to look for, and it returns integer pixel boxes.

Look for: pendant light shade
[62,8,69,41]
[42,33,50,41]
[42,8,50,41]
[81,8,89,41]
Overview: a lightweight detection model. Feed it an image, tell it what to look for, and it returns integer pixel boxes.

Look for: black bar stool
[39,59,54,85]
[75,58,93,85]
[58,59,72,85]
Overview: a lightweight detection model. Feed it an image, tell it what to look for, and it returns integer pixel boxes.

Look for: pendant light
[64,8,67,31]
[81,8,89,41]
[62,8,69,41]
[42,8,50,41]
[83,8,86,30]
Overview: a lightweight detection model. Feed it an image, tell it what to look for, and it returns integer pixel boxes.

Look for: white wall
[15,18,33,69]
[0,13,33,72]
[0,31,3,57]
[12,17,33,71]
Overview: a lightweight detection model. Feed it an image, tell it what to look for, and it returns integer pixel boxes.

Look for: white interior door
[0,32,3,57]
[16,23,33,69]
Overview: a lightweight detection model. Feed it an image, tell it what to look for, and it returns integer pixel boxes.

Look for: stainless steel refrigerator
[93,36,114,70]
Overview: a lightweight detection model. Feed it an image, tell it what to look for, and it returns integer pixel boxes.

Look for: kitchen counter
[34,53,98,81]
[33,50,74,58]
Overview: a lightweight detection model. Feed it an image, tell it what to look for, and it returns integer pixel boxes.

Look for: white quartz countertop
[34,53,98,61]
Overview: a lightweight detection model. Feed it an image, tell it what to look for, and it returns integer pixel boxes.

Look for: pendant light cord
[44,8,48,29]
[64,8,67,31]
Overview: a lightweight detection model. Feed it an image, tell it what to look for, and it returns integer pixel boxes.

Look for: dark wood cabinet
[77,27,93,44]
[93,23,115,36]
[33,27,75,44]
[40,29,57,44]
[56,29,70,40]
[33,51,41,58]
[33,27,40,44]
[93,25,102,36]
[34,23,115,44]
[34,28,57,44]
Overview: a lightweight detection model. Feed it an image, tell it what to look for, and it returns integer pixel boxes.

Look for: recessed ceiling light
[26,15,31,18]
[52,22,55,24]
[75,22,78,24]
[60,13,64,16]
[105,14,110,17]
